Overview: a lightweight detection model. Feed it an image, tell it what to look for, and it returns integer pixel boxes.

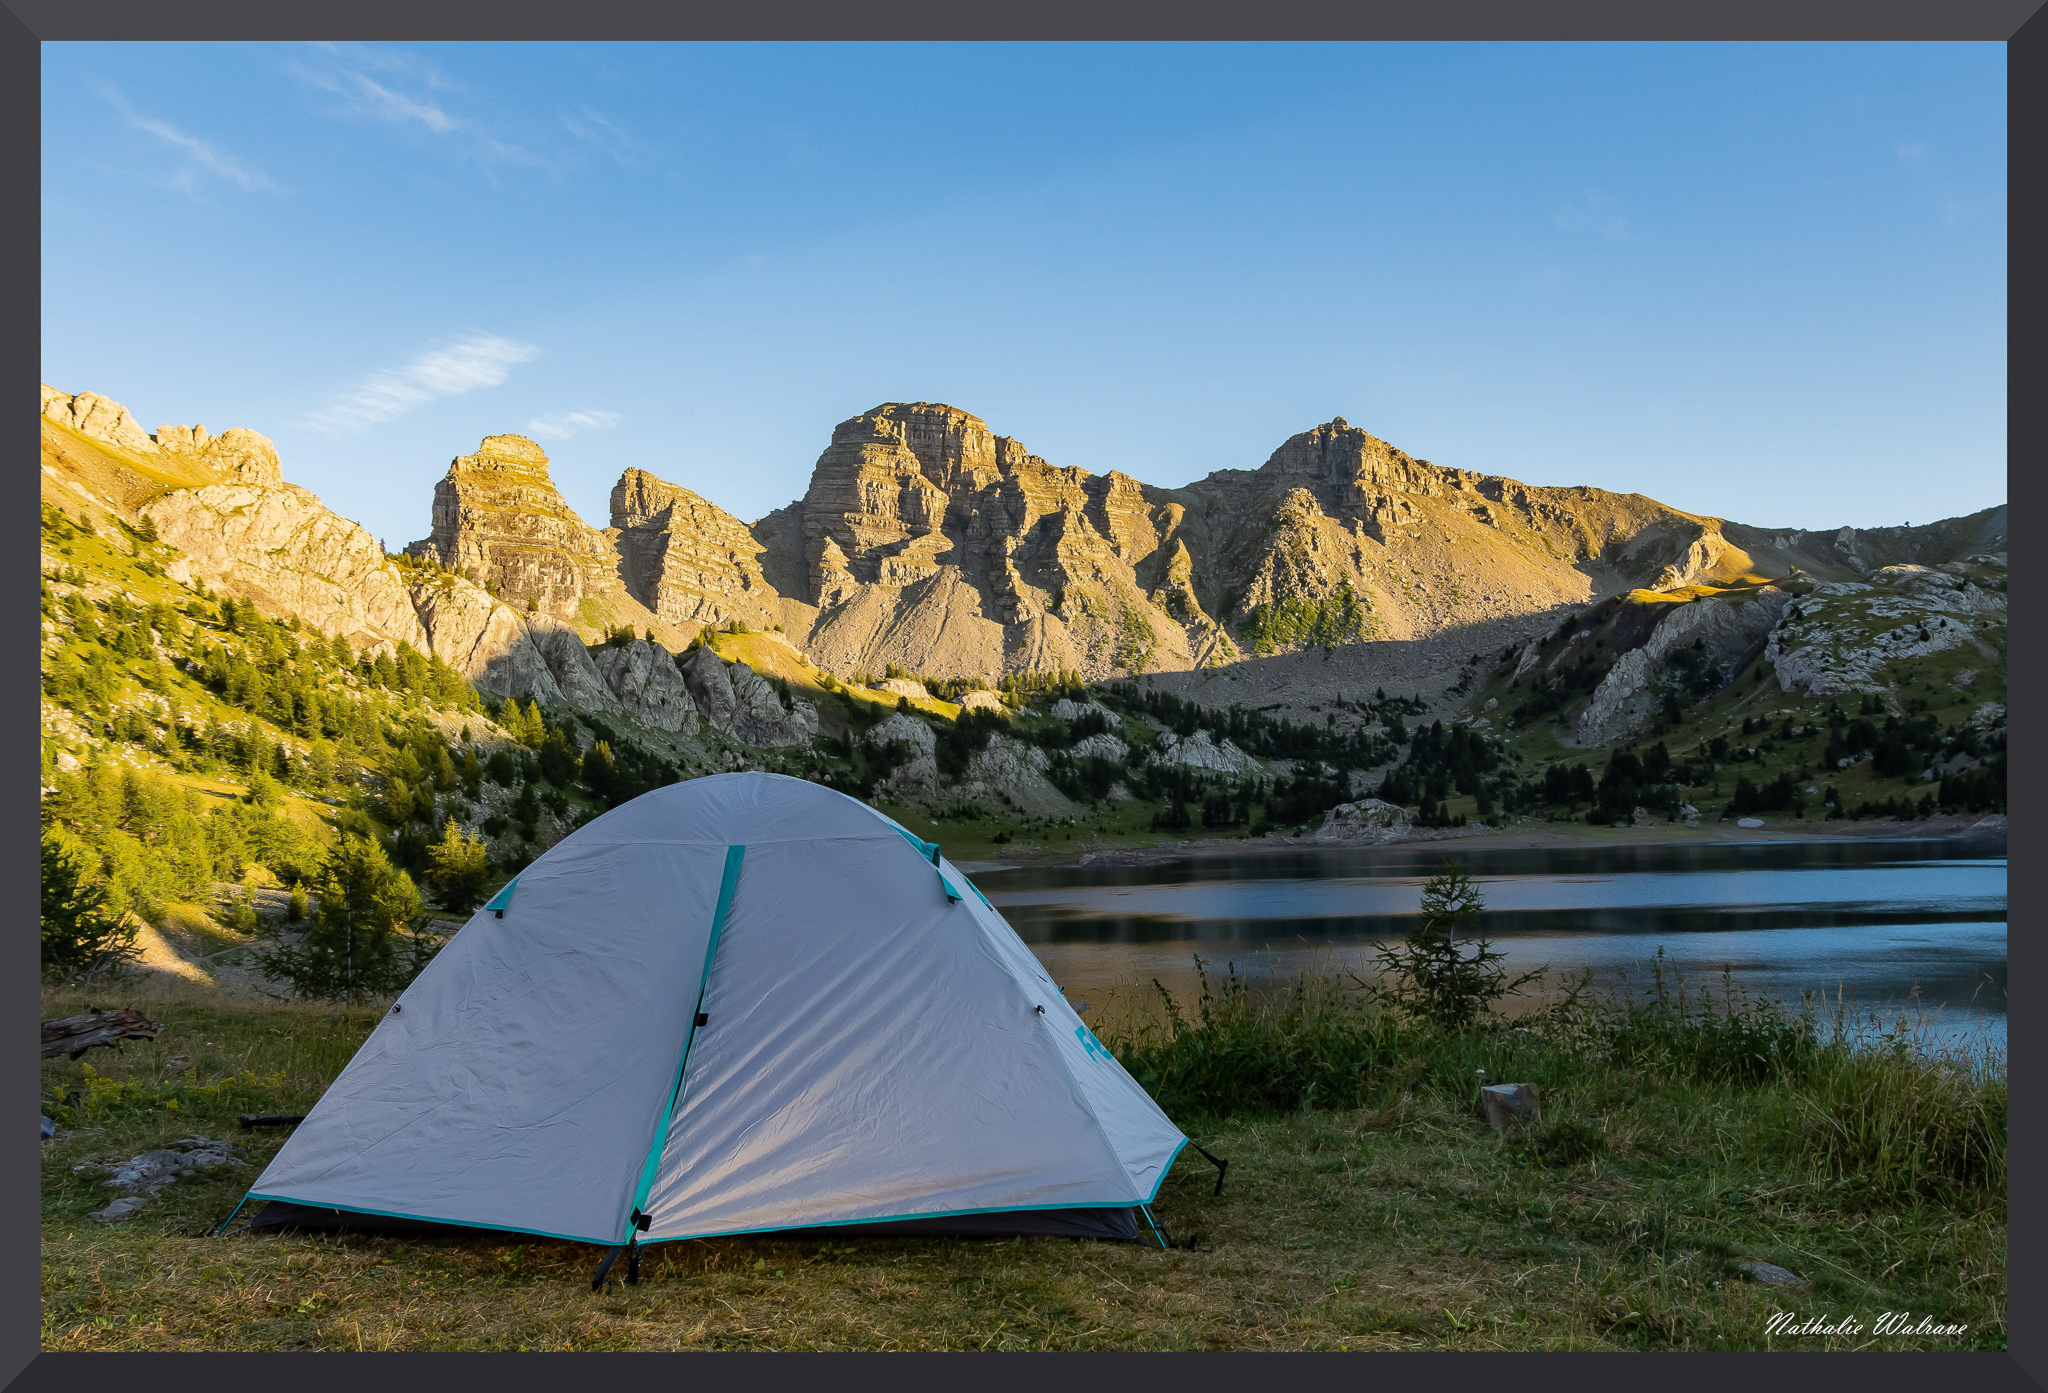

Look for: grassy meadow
[40,959,2004,1352]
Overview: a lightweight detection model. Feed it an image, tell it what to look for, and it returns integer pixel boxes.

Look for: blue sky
[41,42,2005,548]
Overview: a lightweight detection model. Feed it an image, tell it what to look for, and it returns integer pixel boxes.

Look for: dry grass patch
[40,983,2004,1352]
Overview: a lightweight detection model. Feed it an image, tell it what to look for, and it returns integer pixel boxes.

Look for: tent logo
[1075,1025,1111,1064]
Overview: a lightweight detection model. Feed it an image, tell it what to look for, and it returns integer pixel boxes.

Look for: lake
[970,837,2007,1048]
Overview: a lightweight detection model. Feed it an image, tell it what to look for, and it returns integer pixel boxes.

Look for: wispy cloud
[96,84,277,194]
[307,334,541,433]
[528,410,622,440]
[287,43,536,166]
[564,108,646,165]
[1553,192,1631,243]
[1895,140,1931,165]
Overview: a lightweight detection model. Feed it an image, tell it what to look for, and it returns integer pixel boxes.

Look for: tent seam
[627,843,745,1238]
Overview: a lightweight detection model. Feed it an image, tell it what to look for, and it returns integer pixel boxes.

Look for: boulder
[1736,1261,1807,1288]
[877,677,929,701]
[1736,817,1765,829]
[957,689,1006,713]
[1480,1083,1541,1130]
[88,1196,150,1223]
[1310,799,1415,843]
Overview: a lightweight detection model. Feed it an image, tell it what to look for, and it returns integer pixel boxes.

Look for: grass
[39,961,2004,1352]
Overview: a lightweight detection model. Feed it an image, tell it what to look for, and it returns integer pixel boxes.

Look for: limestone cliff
[406,434,621,618]
[38,385,811,754]
[609,468,793,632]
[43,379,2008,748]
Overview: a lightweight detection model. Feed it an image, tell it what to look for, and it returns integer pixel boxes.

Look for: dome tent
[227,773,1190,1270]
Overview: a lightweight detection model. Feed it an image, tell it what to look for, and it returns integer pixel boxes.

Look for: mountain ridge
[40,383,2005,733]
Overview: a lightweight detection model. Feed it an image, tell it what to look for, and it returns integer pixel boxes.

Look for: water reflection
[973,838,2007,1046]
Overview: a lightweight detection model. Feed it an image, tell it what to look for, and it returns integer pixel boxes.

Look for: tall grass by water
[1100,950,2006,1214]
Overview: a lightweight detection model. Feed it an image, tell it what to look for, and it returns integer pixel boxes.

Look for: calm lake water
[970,838,2007,1048]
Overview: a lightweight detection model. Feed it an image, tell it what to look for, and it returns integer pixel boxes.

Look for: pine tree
[259,834,423,1002]
[41,827,133,976]
[426,818,491,913]
[1371,859,1539,1031]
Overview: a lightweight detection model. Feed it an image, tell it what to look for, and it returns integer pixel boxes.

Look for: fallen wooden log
[41,1007,162,1061]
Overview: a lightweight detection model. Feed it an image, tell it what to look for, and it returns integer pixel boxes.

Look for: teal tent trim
[639,1198,1154,1246]
[484,878,519,915]
[889,824,964,902]
[627,843,745,1235]
[1144,1137,1191,1204]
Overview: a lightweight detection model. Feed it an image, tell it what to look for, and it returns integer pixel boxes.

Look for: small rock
[40,1115,55,1141]
[1737,1261,1808,1288]
[89,1196,150,1222]
[1480,1082,1542,1129]
[1736,817,1765,829]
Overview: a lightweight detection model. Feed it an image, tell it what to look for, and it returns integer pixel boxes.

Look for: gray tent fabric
[237,773,1187,1247]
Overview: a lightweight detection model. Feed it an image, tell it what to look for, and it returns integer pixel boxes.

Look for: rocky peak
[42,385,162,459]
[609,467,786,631]
[154,424,284,487]
[410,434,618,617]
[610,467,706,531]
[462,433,554,475]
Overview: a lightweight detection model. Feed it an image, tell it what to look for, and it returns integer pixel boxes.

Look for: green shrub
[46,1062,290,1128]
[1106,958,1419,1120]
[40,827,135,977]
[1590,951,1817,1086]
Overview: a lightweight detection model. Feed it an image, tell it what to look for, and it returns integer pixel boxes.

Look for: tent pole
[590,1241,627,1291]
[1189,1142,1230,1195]
[1140,1205,1171,1250]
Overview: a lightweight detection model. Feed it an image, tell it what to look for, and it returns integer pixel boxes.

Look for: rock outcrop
[1071,731,1131,762]
[1149,728,1262,775]
[143,482,437,656]
[610,468,789,631]
[1309,798,1416,843]
[1572,587,1793,745]
[677,645,817,746]
[41,385,163,459]
[592,639,699,732]
[407,434,623,619]
[1765,556,2007,698]
[41,381,2010,752]
[407,574,564,701]
[152,423,285,487]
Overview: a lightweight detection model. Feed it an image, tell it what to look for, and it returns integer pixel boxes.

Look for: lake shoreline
[952,812,2007,874]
